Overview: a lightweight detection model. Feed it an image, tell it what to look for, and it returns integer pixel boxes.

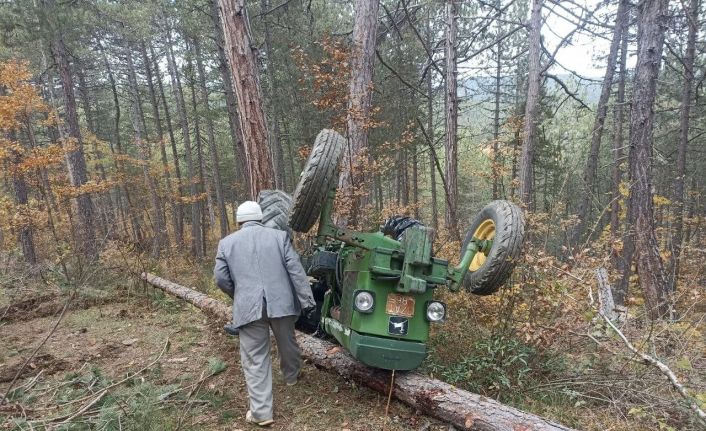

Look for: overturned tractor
[258,129,525,371]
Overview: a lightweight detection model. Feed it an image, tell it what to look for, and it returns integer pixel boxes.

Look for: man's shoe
[245,410,274,427]
[286,369,302,386]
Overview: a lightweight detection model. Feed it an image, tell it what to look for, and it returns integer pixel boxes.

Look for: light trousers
[238,309,300,420]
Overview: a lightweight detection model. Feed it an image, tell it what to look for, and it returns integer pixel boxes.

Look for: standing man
[214,201,315,427]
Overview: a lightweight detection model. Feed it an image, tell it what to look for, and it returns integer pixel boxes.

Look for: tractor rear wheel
[289,129,345,233]
[461,200,525,295]
[257,190,292,233]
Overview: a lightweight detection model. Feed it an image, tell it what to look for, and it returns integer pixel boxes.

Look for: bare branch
[375,49,430,100]
[544,73,591,110]
[400,0,443,77]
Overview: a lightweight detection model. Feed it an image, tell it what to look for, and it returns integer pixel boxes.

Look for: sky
[543,0,633,78]
[456,0,631,80]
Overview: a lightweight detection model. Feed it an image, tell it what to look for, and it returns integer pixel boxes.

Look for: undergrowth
[4,357,230,430]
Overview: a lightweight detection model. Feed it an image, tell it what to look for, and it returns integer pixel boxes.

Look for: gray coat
[214,221,315,328]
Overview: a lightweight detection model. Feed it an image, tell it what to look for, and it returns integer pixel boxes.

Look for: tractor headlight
[354,290,375,313]
[425,301,446,322]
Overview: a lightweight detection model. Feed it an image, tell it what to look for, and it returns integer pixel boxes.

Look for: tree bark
[518,0,543,209]
[492,39,502,200]
[126,47,166,257]
[611,6,630,307]
[260,0,286,190]
[572,0,626,246]
[668,0,698,292]
[165,28,204,258]
[629,0,671,319]
[427,14,439,231]
[194,38,230,238]
[50,32,97,260]
[412,143,419,218]
[339,0,380,225]
[210,0,249,199]
[218,0,275,199]
[141,272,576,431]
[444,0,459,238]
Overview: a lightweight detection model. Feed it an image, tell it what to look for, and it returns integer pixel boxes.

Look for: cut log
[141,273,575,431]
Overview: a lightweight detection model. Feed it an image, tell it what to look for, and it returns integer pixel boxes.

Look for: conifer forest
[0,0,704,429]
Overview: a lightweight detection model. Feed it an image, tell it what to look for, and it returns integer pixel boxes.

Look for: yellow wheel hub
[469,219,495,271]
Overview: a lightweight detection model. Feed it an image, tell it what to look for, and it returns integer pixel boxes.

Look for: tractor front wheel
[461,200,525,295]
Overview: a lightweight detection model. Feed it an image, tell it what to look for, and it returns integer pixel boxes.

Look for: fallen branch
[55,389,107,425]
[589,271,706,427]
[142,273,574,431]
[599,311,706,426]
[34,337,170,426]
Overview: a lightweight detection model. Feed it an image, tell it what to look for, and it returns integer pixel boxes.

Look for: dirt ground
[0,285,447,430]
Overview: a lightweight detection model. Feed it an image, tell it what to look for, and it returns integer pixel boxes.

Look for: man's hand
[302,306,317,320]
[223,323,240,336]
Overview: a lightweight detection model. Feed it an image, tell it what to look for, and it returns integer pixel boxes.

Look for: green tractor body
[259,129,525,371]
[302,190,492,370]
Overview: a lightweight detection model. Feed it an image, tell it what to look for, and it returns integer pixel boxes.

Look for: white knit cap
[236,201,263,223]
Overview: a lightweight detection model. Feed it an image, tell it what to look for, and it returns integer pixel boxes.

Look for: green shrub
[427,334,543,395]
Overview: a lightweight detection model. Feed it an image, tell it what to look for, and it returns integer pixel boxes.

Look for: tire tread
[289,129,345,232]
[461,200,525,295]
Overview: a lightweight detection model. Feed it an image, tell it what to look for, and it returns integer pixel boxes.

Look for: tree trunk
[194,38,230,238]
[76,64,112,239]
[444,0,459,238]
[412,143,419,218]
[427,15,439,231]
[165,28,204,258]
[210,0,249,199]
[218,0,275,199]
[150,42,185,248]
[629,0,671,320]
[185,42,210,256]
[25,117,60,241]
[126,47,166,257]
[13,177,37,265]
[611,5,630,307]
[51,33,97,260]
[260,0,286,190]
[518,0,543,209]
[492,40,502,200]
[572,0,626,246]
[141,40,176,250]
[97,38,143,244]
[668,0,698,292]
[339,0,380,225]
[9,142,37,265]
[141,272,576,431]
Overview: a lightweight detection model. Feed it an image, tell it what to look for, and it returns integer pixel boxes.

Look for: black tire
[461,200,525,295]
[257,190,292,233]
[289,129,345,232]
[380,216,425,240]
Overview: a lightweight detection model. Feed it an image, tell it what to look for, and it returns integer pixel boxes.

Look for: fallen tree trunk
[141,273,575,431]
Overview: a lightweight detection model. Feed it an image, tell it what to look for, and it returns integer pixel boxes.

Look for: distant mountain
[457,74,603,105]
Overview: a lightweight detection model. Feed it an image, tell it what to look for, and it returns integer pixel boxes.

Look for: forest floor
[1,254,704,431]
[0,278,445,430]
